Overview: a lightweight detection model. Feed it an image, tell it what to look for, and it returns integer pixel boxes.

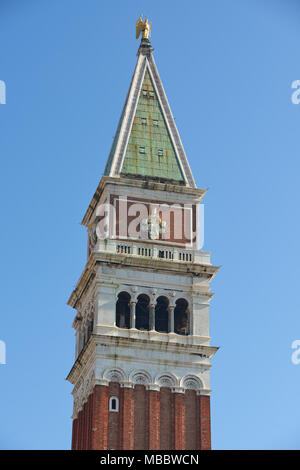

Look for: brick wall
[72,385,211,450]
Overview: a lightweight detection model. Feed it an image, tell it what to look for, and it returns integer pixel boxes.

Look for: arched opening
[155,296,169,333]
[109,396,119,412]
[116,291,131,329]
[135,294,150,331]
[174,298,189,335]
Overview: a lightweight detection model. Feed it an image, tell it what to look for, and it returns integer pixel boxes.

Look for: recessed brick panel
[134,385,149,450]
[160,387,173,450]
[185,389,198,450]
[107,382,121,450]
[121,387,134,449]
[148,390,160,449]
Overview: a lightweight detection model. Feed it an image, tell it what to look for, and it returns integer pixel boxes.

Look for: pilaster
[173,391,186,450]
[148,389,160,449]
[199,394,211,450]
[90,385,109,450]
[121,386,134,450]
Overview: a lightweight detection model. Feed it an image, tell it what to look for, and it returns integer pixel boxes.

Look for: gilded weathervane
[136,15,152,40]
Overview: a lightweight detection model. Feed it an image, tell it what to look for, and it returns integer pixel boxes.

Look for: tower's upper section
[103,35,196,187]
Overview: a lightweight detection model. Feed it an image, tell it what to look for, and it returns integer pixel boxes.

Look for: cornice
[67,333,218,386]
[67,251,219,309]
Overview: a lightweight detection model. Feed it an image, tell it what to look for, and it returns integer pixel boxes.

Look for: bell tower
[67,27,218,451]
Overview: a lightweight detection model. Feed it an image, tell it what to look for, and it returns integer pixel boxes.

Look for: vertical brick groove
[173,393,185,450]
[148,390,160,449]
[199,395,211,450]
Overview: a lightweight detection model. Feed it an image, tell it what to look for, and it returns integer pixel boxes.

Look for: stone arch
[155,372,178,389]
[180,374,204,391]
[155,296,169,333]
[129,369,152,386]
[135,294,150,331]
[103,367,127,384]
[116,291,131,329]
[174,298,189,335]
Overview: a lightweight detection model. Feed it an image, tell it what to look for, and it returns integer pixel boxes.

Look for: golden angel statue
[136,15,152,40]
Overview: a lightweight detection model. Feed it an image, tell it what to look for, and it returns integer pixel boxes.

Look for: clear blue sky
[1,0,300,450]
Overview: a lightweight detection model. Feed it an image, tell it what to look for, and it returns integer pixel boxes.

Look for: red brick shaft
[90,385,108,450]
[72,385,211,450]
[148,390,160,449]
[173,393,185,450]
[121,387,134,450]
[199,395,211,450]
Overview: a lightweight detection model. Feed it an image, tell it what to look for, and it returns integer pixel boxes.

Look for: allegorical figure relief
[136,15,152,40]
[141,208,166,240]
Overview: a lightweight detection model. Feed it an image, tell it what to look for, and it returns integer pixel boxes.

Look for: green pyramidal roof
[120,70,184,182]
[103,38,196,187]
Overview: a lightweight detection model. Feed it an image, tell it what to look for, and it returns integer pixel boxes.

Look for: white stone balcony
[94,239,211,265]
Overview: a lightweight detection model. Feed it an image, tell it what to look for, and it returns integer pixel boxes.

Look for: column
[121,385,134,450]
[130,301,136,329]
[90,385,109,450]
[168,305,175,333]
[148,387,160,449]
[149,303,155,330]
[173,390,185,450]
[198,393,211,450]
